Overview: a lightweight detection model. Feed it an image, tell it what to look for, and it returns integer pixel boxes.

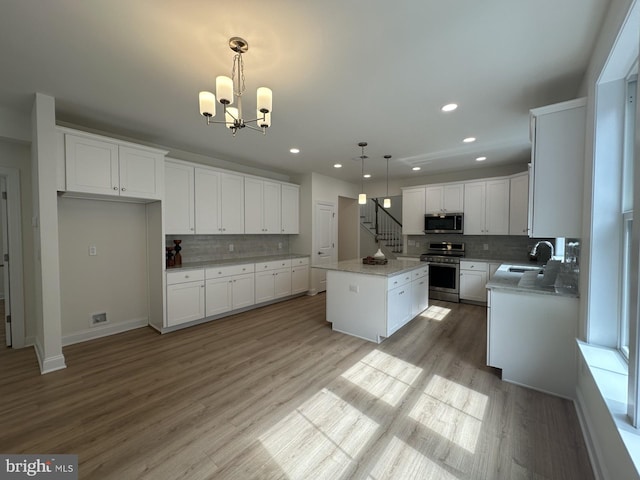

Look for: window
[620,76,636,360]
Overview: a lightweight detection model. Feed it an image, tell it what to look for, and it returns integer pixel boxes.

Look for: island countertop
[313,258,427,277]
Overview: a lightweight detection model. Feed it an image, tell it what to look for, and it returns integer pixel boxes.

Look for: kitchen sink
[508,266,544,274]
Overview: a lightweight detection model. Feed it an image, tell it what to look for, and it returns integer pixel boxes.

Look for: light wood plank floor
[0,295,593,480]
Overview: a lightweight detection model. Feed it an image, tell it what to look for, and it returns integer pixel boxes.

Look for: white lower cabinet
[411,266,429,317]
[459,261,488,303]
[387,284,412,336]
[166,269,205,327]
[291,257,310,295]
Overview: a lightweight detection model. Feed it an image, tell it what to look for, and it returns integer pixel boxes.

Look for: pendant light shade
[358,142,368,205]
[383,154,392,208]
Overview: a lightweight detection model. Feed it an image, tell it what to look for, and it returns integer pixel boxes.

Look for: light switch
[89,245,97,256]
[349,284,359,293]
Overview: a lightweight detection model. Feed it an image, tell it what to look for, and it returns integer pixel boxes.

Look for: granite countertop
[486,264,579,298]
[313,258,426,277]
[166,253,309,270]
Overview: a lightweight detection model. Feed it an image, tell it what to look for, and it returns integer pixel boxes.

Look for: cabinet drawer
[291,257,309,266]
[167,269,205,285]
[205,263,255,279]
[256,259,292,271]
[412,265,429,279]
[460,261,487,271]
[388,272,412,289]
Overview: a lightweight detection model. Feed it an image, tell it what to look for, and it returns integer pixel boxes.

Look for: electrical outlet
[483,243,489,250]
[278,242,283,249]
[349,284,359,293]
[89,245,97,256]
[91,312,107,326]
[228,244,234,252]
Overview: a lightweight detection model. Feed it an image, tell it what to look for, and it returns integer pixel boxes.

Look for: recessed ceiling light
[333,163,342,168]
[463,137,476,143]
[476,156,487,162]
[441,103,458,112]
[363,174,371,178]
[289,148,300,154]
[412,167,421,171]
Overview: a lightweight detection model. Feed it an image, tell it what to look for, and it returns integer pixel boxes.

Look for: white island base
[325,263,429,343]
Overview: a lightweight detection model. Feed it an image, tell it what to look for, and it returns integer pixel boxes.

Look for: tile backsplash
[406,234,558,263]
[166,234,290,263]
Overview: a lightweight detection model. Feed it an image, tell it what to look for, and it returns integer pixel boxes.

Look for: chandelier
[198,37,273,136]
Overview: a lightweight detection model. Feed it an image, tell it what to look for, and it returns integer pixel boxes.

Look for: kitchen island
[486,263,579,398]
[313,259,429,343]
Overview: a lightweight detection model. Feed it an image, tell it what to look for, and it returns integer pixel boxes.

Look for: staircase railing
[360,198,403,255]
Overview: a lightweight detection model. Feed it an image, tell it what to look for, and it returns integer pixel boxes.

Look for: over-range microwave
[424,213,464,234]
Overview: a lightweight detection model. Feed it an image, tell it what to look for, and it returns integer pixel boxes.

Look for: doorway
[0,167,25,349]
[314,201,335,293]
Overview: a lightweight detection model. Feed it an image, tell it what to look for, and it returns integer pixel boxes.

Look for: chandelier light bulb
[199,91,216,117]
[216,76,234,105]
[257,87,272,113]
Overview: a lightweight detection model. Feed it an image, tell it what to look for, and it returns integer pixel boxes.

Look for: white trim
[575,387,606,480]
[0,166,25,348]
[34,338,67,374]
[62,317,148,346]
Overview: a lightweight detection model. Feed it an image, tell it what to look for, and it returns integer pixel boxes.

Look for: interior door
[1,178,11,346]
[314,201,335,293]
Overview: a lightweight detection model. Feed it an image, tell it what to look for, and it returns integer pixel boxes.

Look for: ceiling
[0,0,610,184]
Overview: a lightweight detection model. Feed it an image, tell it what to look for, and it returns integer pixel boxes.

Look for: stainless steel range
[420,242,465,303]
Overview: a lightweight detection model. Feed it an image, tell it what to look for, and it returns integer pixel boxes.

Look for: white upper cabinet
[165,161,195,235]
[194,167,220,234]
[509,172,529,235]
[402,187,426,235]
[219,172,245,234]
[529,98,586,238]
[463,179,509,235]
[281,183,300,234]
[425,183,464,213]
[245,177,281,234]
[64,131,164,200]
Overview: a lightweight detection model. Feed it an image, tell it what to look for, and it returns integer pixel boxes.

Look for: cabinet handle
[121,187,126,191]
[185,275,189,278]
[190,228,194,231]
[113,186,118,191]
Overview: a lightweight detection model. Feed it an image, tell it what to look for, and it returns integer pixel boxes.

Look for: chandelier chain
[232,53,246,97]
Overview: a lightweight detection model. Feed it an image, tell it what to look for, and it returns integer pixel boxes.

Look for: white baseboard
[575,387,606,480]
[62,317,148,346]
[34,338,67,374]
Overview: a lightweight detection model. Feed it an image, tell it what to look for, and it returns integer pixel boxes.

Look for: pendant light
[383,154,392,208]
[358,142,368,205]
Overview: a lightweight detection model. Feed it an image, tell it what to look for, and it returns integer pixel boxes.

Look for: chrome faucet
[529,241,554,260]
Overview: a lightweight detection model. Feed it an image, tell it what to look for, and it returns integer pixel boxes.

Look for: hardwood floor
[0,295,593,480]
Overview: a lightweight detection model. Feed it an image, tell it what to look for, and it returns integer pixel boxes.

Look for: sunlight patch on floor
[366,436,461,480]
[340,349,423,406]
[419,305,452,321]
[259,387,379,479]
[409,375,488,454]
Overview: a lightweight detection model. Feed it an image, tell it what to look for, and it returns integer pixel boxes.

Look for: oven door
[428,263,460,302]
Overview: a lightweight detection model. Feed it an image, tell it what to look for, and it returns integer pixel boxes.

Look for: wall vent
[91,312,108,326]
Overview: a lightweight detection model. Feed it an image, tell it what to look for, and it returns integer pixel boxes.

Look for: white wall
[58,198,149,343]
[576,0,639,478]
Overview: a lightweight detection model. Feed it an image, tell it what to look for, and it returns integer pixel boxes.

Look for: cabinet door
[262,181,282,233]
[232,273,255,309]
[118,146,163,199]
[244,177,263,234]
[402,187,426,234]
[387,284,412,335]
[167,281,205,326]
[273,267,292,298]
[485,179,510,235]
[509,173,529,235]
[411,277,429,316]
[463,182,486,235]
[220,173,245,234]
[459,269,487,302]
[530,103,585,238]
[65,134,119,196]
[255,270,275,303]
[443,184,464,212]
[164,162,195,235]
[205,277,233,317]
[195,168,221,234]
[291,265,309,294]
[281,184,299,234]
[425,186,444,213]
